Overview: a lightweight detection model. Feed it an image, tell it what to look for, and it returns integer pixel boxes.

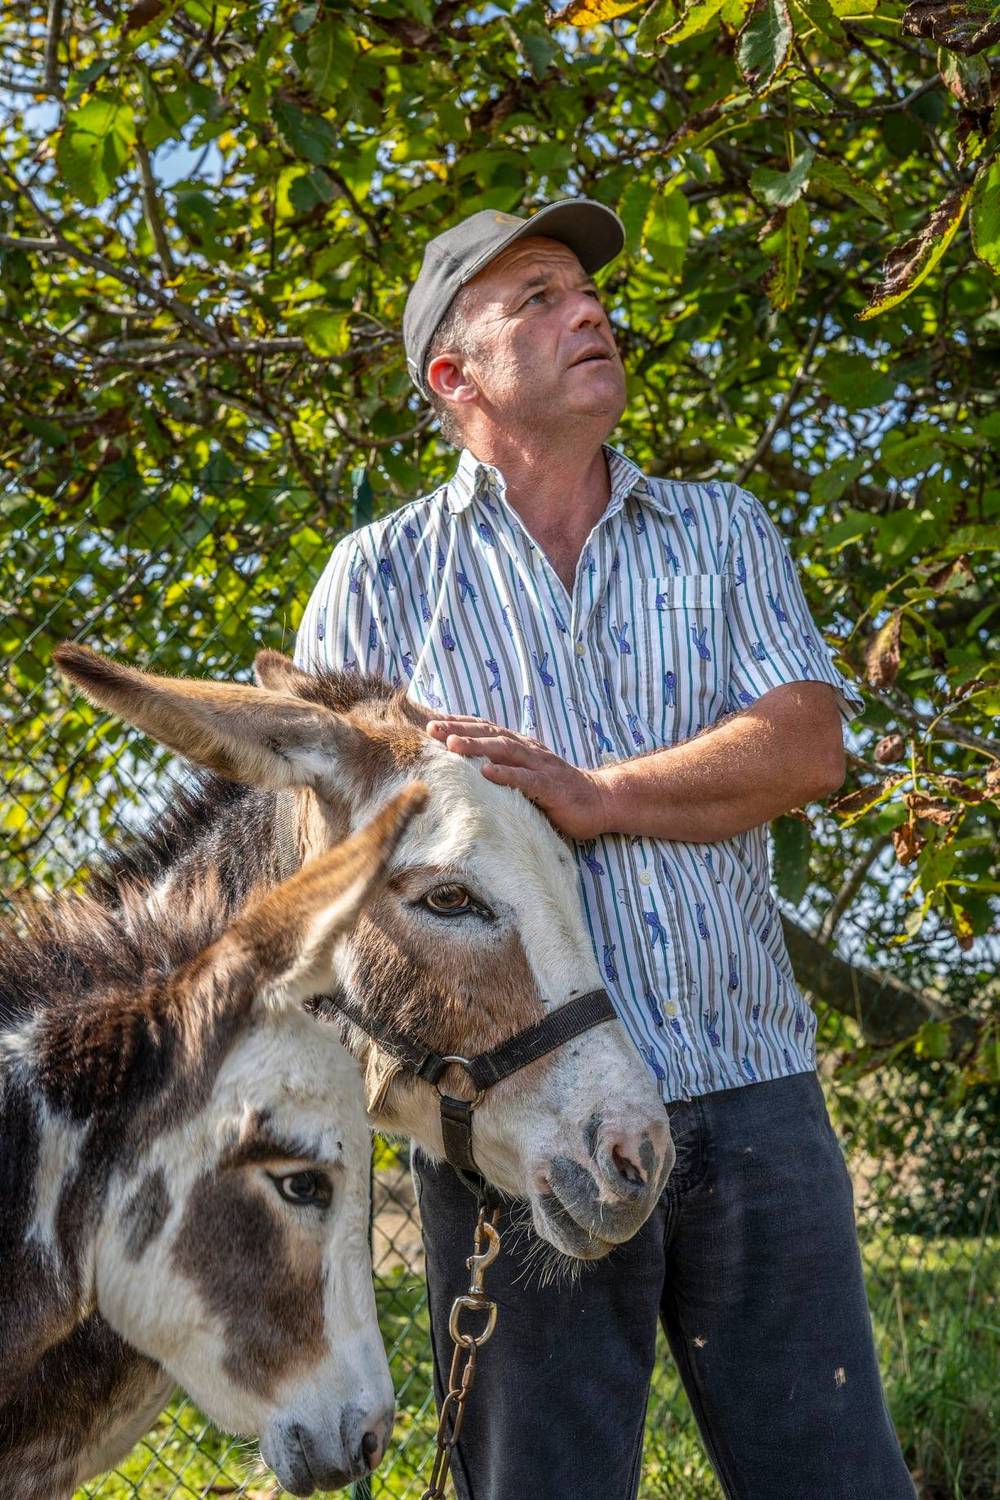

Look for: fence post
[350,1144,376,1500]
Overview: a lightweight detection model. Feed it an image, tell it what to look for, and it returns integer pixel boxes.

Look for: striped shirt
[295,442,865,1102]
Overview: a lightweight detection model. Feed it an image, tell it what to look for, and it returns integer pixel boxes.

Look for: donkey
[54,641,674,1260]
[0,786,427,1498]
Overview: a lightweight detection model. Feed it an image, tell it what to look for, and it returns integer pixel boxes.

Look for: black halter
[274,794,618,1197]
[327,987,617,1196]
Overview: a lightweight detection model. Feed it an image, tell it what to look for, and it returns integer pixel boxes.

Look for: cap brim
[459,198,625,286]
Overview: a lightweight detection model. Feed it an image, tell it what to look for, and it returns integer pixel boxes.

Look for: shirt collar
[446,442,673,518]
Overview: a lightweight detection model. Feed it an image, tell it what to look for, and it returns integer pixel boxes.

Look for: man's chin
[533,1192,614,1261]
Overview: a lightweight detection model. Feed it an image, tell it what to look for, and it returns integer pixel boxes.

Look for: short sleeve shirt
[295,442,865,1102]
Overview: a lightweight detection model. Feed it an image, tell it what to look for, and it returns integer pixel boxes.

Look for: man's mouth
[568,343,613,368]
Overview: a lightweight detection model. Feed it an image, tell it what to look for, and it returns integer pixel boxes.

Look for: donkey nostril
[612,1145,644,1187]
[362,1430,381,1469]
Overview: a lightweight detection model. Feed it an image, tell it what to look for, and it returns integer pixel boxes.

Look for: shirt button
[601,751,617,765]
[666,1002,679,1018]
[638,871,652,886]
[575,641,586,657]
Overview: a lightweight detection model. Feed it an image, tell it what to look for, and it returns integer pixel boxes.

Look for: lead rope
[420,1203,501,1500]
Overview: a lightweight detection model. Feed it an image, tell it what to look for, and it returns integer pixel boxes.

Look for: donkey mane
[0,669,412,1032]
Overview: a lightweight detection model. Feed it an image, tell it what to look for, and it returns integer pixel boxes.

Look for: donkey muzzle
[263,1404,394,1495]
[542,1119,675,1247]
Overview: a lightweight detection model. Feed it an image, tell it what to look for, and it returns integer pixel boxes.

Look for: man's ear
[54,642,368,795]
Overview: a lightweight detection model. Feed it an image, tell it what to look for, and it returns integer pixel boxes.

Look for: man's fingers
[445,732,540,765]
[427,716,496,736]
[480,761,544,799]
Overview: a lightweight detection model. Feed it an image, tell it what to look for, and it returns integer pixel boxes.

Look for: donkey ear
[232,781,428,1004]
[53,641,367,794]
[253,649,313,695]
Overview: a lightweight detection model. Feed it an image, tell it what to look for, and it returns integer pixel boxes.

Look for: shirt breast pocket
[633,573,729,744]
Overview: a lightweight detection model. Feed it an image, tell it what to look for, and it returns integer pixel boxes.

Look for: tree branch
[780,914,979,1053]
[874,686,1000,760]
[135,136,178,281]
[44,0,65,98]
[817,834,891,944]
[0,164,222,347]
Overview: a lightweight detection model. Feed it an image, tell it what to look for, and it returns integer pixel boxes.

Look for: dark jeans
[414,1070,916,1500]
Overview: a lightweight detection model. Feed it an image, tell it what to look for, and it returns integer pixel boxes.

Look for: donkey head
[29,766,424,1492]
[56,644,672,1260]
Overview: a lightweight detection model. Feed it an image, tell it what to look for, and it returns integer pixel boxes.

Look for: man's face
[430,235,626,435]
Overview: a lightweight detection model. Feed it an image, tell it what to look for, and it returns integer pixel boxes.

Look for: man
[294,199,915,1499]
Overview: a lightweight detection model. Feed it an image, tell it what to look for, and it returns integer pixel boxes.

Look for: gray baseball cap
[402,197,625,401]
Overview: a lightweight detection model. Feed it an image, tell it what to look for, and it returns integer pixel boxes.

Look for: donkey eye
[270,1170,333,1210]
[423,884,472,914]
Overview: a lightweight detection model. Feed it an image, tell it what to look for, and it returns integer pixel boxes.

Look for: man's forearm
[426,682,846,845]
[593,684,846,842]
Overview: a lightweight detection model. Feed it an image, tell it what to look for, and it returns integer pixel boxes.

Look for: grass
[77,1235,998,1500]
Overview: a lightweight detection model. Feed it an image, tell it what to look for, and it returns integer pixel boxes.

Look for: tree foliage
[1,0,998,1082]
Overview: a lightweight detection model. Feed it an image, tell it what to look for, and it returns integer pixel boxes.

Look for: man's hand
[427,683,845,846]
[426,717,609,841]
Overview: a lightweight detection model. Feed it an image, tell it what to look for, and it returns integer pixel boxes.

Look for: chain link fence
[3,466,997,1500]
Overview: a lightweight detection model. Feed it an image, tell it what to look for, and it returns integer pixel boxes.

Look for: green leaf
[794,0,846,41]
[57,95,136,205]
[644,188,691,274]
[750,148,815,208]
[654,0,727,45]
[736,0,793,93]
[304,18,358,100]
[812,463,871,509]
[772,814,812,904]
[635,0,683,52]
[914,1020,950,1060]
[970,155,1000,274]
[521,30,560,79]
[760,199,808,309]
[617,180,656,253]
[809,157,890,224]
[272,99,337,165]
[301,311,352,356]
[820,352,896,410]
[935,524,1000,558]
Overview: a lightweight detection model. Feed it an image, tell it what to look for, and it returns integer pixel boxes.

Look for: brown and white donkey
[0,784,425,1497]
[4,642,672,1491]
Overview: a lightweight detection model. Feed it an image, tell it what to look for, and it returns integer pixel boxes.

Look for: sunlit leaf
[653,0,727,44]
[56,95,136,205]
[750,148,815,208]
[760,198,808,308]
[736,0,793,92]
[809,157,891,224]
[558,0,645,25]
[970,155,1000,274]
[858,186,973,320]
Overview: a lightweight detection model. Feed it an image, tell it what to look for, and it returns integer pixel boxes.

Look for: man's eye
[270,1170,333,1210]
[423,884,472,914]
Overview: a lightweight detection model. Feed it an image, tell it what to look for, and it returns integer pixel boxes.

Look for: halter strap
[327,987,618,1191]
[331,987,615,1092]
